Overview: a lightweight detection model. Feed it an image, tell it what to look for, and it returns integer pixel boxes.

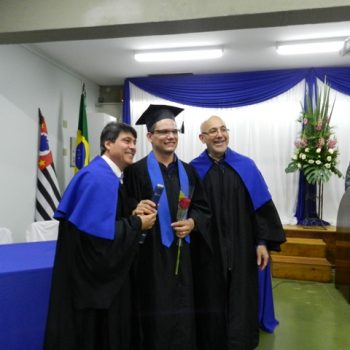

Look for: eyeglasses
[201,127,229,136]
[151,129,180,136]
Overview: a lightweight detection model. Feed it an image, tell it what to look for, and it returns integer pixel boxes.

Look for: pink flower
[300,138,308,147]
[316,138,325,148]
[303,118,308,125]
[328,139,337,148]
[315,121,323,131]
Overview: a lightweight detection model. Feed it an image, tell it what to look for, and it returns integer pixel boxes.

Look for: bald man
[190,116,285,350]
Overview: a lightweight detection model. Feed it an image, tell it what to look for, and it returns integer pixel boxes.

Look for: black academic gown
[194,161,285,350]
[124,156,211,350]
[44,184,141,350]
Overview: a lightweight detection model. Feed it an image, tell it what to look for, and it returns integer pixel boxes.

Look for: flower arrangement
[285,82,342,184]
[175,191,191,275]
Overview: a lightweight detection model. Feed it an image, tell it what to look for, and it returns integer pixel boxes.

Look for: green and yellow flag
[75,84,90,172]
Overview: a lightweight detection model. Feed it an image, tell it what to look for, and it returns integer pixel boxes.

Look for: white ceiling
[29,21,350,86]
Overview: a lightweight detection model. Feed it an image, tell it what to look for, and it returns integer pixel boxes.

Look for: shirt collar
[159,153,178,173]
[207,149,226,164]
[101,154,123,181]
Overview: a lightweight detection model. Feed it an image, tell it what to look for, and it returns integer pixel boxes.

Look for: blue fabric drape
[123,67,350,224]
[296,73,319,225]
[123,68,308,112]
[314,67,350,95]
[123,67,350,120]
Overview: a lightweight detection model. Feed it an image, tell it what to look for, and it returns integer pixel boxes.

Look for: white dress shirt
[101,155,123,183]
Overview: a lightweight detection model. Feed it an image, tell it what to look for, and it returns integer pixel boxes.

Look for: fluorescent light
[134,47,223,62]
[276,38,345,55]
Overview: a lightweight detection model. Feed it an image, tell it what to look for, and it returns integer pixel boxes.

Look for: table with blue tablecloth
[0,241,56,350]
[0,240,278,350]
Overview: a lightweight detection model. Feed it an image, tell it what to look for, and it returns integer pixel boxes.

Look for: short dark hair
[100,122,137,155]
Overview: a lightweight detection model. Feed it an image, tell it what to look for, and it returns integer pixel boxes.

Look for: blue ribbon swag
[147,151,190,247]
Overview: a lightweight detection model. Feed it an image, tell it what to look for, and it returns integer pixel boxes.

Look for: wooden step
[284,226,324,239]
[271,237,326,258]
[271,255,333,283]
[283,224,335,239]
[283,225,336,265]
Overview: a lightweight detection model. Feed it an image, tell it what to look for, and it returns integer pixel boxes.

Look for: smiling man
[124,104,211,350]
[45,122,157,350]
[191,115,285,350]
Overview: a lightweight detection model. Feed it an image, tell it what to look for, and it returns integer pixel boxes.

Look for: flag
[74,84,90,172]
[35,109,61,221]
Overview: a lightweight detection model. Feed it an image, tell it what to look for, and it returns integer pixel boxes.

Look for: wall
[0,44,100,242]
[96,103,122,120]
[1,1,350,43]
[1,0,350,33]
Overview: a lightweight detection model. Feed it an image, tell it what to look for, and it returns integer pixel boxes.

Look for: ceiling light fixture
[276,38,346,55]
[134,47,224,62]
[340,37,350,56]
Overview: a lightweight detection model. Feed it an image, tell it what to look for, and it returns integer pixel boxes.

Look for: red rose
[179,197,191,209]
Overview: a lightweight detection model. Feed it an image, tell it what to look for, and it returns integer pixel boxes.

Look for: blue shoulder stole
[54,156,120,239]
[190,148,271,210]
[147,151,190,247]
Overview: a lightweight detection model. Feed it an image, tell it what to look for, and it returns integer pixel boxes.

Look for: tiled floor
[257,278,350,350]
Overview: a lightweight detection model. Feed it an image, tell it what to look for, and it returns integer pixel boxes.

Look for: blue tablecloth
[0,240,278,350]
[0,241,56,350]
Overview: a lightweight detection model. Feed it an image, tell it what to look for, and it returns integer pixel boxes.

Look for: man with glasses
[124,104,211,350]
[190,116,285,350]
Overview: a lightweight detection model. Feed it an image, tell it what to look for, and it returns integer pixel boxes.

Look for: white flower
[316,160,322,165]
[297,163,302,168]
[316,148,321,153]
[292,155,298,160]
[308,159,315,164]
[325,163,331,169]
[326,156,332,162]
[301,154,306,160]
[328,148,334,154]
[305,148,310,152]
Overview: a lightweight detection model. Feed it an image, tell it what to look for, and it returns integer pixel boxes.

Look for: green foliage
[285,81,343,184]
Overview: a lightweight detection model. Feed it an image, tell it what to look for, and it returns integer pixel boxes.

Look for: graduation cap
[136,104,184,132]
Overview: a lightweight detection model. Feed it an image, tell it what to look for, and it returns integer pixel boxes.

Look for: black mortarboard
[135,104,184,131]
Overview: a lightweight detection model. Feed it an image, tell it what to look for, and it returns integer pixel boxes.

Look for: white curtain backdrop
[129,81,349,226]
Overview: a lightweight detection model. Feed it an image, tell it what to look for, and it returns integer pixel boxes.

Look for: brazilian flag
[75,84,90,172]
